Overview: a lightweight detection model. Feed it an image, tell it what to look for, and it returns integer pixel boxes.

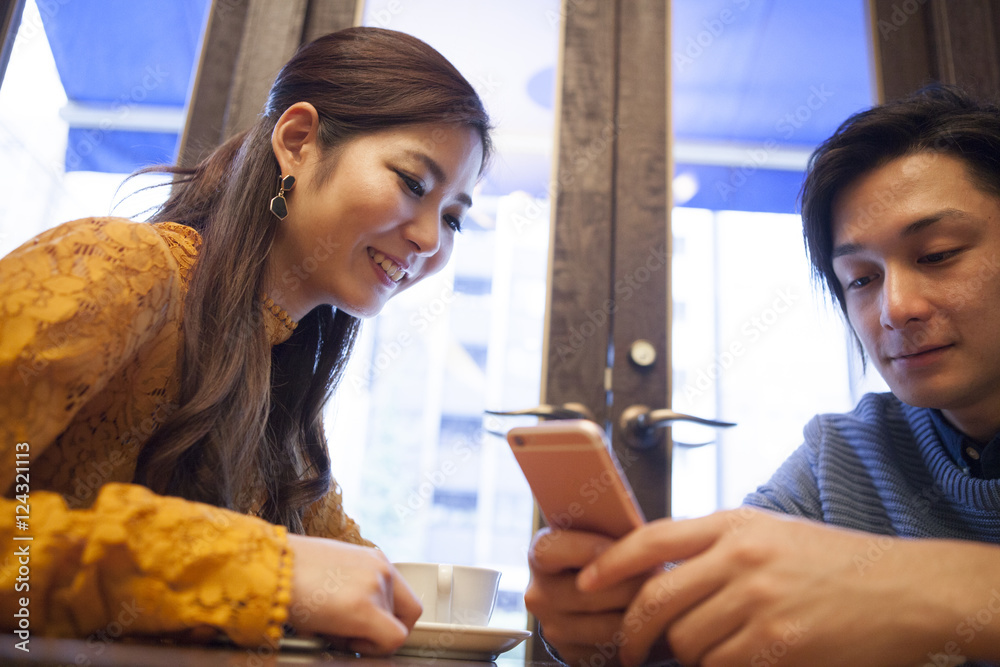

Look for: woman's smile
[368,247,407,285]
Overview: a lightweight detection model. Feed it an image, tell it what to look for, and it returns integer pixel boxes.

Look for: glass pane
[669,1,889,516]
[329,0,561,642]
[671,208,889,515]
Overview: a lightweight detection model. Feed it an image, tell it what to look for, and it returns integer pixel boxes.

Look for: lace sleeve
[302,481,375,548]
[0,220,293,646]
[0,217,182,474]
[0,483,292,647]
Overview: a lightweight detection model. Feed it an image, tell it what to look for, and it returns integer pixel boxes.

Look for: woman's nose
[404,210,442,256]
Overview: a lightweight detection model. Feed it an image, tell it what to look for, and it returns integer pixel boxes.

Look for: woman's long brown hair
[133,27,493,533]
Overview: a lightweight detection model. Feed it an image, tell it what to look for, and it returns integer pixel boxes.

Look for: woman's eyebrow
[404,150,473,207]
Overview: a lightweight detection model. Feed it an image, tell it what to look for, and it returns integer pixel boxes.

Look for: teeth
[368,248,406,283]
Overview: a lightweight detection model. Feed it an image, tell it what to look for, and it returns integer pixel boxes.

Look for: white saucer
[396,621,532,661]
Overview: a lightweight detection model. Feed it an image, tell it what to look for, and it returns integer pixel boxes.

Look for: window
[0,0,208,258]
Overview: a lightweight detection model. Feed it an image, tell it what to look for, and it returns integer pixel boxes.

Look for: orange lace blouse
[0,217,371,647]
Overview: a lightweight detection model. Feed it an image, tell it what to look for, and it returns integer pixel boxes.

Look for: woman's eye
[444,215,463,233]
[398,171,425,197]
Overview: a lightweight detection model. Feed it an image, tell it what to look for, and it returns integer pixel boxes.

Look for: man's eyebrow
[832,208,970,259]
[406,150,474,208]
[901,208,968,236]
[832,242,862,259]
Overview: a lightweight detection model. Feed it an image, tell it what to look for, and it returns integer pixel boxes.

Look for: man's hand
[579,507,1000,666]
[525,527,657,666]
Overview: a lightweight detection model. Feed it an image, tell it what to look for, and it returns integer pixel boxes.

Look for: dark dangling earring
[269,174,296,220]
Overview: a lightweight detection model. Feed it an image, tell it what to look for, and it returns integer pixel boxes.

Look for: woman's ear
[271,102,321,175]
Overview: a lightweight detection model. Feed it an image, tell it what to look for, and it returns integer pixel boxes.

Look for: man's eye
[848,275,873,290]
[919,250,958,264]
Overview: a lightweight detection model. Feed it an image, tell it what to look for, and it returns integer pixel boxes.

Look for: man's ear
[271,101,321,176]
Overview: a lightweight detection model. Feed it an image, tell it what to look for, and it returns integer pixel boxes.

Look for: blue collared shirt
[928,408,1000,479]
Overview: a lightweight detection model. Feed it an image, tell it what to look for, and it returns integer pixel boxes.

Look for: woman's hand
[525,527,656,666]
[579,507,1000,667]
[286,534,422,655]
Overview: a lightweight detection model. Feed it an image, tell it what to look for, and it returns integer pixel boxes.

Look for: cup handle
[436,564,453,624]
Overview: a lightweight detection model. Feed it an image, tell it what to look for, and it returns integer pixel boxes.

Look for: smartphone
[506,419,645,539]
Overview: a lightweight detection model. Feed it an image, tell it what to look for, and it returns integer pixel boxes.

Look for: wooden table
[0,634,554,667]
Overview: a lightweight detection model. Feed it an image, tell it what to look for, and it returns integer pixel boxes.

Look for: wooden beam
[178,0,250,167]
[544,0,670,519]
[0,0,25,89]
[302,0,359,44]
[609,0,670,519]
[530,1,620,660]
[222,0,309,139]
[179,0,357,168]
[530,1,670,659]
[929,0,1000,96]
[872,0,1000,101]
[543,0,618,426]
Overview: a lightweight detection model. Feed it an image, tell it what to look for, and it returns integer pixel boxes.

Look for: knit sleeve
[0,483,292,647]
[0,217,180,460]
[742,415,825,520]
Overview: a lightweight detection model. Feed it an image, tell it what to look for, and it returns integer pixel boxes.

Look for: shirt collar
[927,408,1000,479]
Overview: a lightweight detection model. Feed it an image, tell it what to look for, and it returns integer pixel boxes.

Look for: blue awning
[41,0,209,172]
[672,0,875,214]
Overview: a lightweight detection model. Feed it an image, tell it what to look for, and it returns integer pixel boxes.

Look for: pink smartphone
[507,419,645,538]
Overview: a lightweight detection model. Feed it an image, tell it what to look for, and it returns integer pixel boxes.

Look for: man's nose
[879,268,932,329]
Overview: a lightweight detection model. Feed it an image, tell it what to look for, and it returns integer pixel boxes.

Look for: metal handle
[485,402,596,422]
[619,404,735,449]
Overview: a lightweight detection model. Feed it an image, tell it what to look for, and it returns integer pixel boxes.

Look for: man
[526,85,1000,667]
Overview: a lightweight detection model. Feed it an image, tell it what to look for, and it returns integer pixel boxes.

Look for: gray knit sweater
[740,392,1000,666]
[744,392,1000,540]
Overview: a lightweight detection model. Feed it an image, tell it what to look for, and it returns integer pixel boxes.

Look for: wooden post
[531,1,669,659]
[0,0,25,88]
[544,0,670,522]
[872,0,1000,101]
[178,0,358,167]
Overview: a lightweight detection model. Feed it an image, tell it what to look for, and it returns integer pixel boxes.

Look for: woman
[0,26,492,654]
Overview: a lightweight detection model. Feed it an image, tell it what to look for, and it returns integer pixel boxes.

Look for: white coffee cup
[394,562,501,626]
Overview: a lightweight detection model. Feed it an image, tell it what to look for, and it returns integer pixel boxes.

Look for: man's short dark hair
[800,84,1000,324]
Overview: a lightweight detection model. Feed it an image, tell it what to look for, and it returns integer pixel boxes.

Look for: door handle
[485,402,596,422]
[619,404,735,450]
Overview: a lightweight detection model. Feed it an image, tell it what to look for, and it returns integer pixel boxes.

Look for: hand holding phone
[507,420,645,539]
